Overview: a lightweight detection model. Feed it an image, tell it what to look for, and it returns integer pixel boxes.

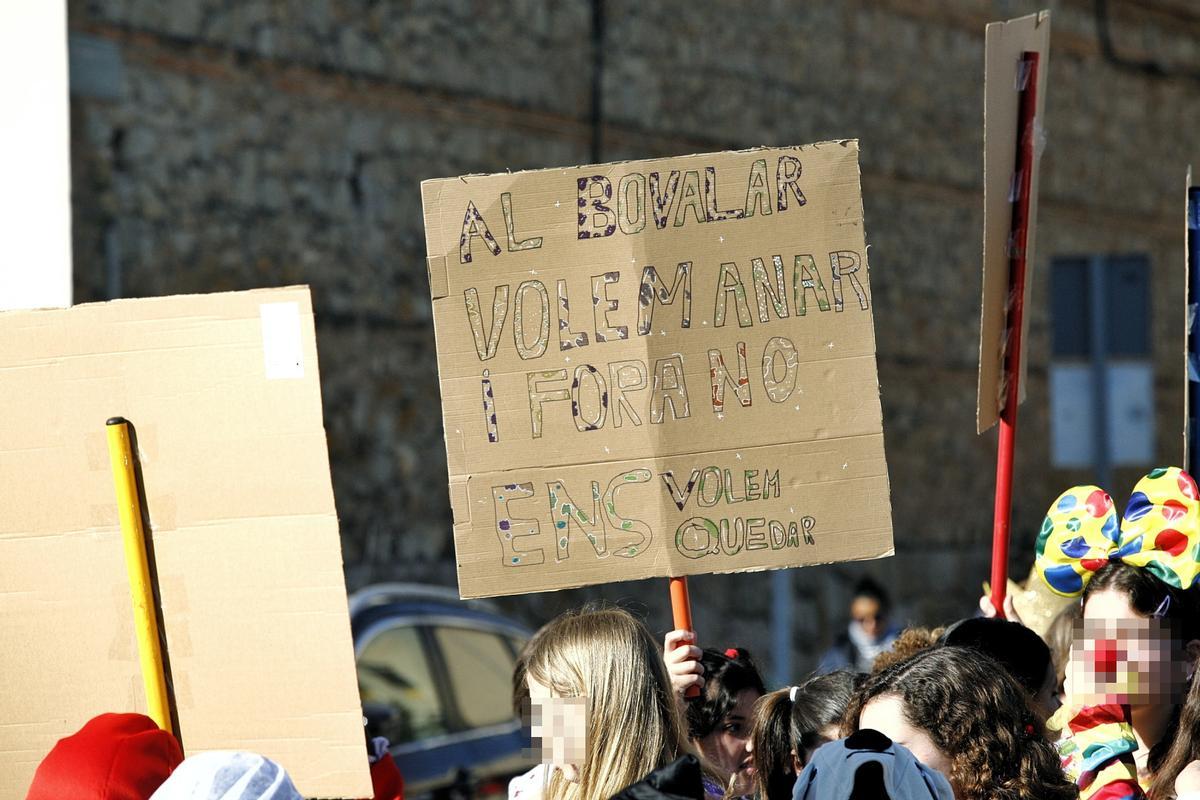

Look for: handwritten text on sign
[422,144,893,598]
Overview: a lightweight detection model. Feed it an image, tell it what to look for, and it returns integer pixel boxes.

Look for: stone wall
[66,0,1200,676]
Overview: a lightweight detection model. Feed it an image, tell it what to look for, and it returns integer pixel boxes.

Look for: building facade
[66,0,1200,673]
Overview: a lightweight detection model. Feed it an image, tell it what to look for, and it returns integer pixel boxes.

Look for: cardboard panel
[0,287,371,799]
[422,144,894,598]
[977,11,1051,433]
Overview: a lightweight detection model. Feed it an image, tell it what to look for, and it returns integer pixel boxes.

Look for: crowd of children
[24,466,1200,799]
[511,466,1200,800]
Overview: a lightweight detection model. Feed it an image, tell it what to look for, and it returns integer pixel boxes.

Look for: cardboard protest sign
[977,11,1050,433]
[422,144,893,599]
[0,287,371,799]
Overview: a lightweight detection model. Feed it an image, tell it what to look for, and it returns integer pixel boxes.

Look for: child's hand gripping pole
[668,577,701,699]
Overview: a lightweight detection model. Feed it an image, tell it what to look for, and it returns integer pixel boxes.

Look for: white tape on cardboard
[259,302,304,380]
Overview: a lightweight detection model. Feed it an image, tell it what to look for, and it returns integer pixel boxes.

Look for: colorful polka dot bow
[1036,467,1200,597]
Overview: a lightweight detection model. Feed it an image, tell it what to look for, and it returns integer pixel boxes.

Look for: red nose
[1093,639,1120,680]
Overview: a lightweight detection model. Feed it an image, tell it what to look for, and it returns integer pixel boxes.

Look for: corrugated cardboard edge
[976,10,1051,434]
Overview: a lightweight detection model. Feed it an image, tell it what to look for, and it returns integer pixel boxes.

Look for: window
[1049,255,1154,474]
[435,626,519,730]
[357,625,448,745]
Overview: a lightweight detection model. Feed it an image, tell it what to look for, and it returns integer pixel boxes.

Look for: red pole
[669,576,700,698]
[991,52,1040,619]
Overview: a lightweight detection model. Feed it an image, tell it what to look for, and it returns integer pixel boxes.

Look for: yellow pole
[106,417,173,734]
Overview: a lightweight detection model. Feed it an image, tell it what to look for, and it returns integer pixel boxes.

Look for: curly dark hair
[870,626,945,673]
[843,646,1075,800]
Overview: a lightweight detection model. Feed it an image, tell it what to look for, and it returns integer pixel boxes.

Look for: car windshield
[358,625,448,745]
[435,626,520,729]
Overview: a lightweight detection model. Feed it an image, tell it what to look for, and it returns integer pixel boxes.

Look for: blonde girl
[524,605,707,800]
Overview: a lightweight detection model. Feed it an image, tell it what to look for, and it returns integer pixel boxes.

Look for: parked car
[350,583,535,800]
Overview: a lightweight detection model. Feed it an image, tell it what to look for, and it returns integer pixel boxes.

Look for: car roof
[348,582,495,615]
[349,582,531,642]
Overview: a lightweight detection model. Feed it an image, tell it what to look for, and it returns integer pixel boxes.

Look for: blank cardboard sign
[0,287,370,799]
[422,143,894,599]
[977,11,1051,433]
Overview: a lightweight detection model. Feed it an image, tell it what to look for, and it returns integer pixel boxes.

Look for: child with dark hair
[663,634,765,797]
[748,671,859,800]
[844,646,1076,800]
[938,617,1060,723]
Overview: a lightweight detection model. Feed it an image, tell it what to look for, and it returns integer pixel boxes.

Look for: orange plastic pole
[669,576,700,698]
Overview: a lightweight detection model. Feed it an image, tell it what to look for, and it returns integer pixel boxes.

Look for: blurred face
[527,675,587,782]
[697,688,759,795]
[859,695,955,794]
[851,596,885,640]
[1077,588,1181,707]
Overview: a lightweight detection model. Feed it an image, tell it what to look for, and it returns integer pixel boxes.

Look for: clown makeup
[1070,614,1183,707]
[527,676,588,781]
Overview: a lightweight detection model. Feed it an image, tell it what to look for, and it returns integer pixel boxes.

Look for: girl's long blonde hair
[524,604,694,800]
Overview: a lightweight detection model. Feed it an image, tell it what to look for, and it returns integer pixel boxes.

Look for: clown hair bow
[1036,467,1200,597]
